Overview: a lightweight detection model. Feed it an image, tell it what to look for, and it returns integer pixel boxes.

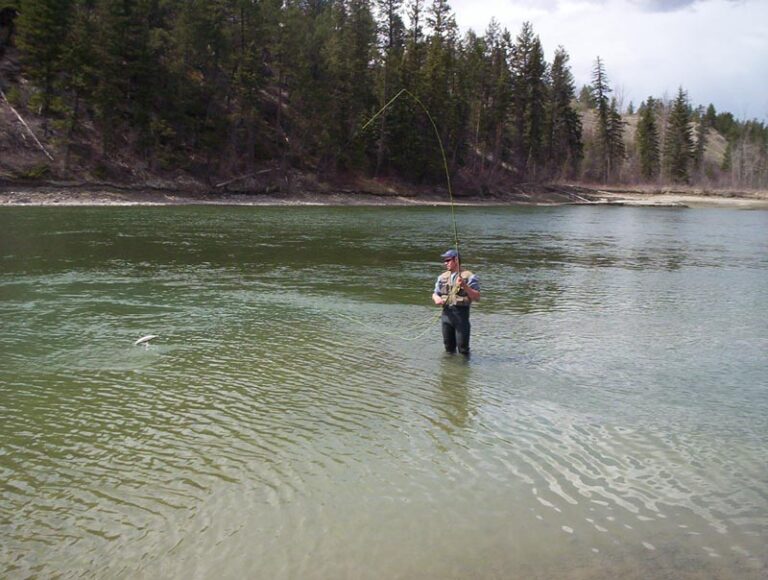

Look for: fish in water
[134,335,158,346]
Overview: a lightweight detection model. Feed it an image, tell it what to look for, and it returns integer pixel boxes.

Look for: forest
[1,0,766,192]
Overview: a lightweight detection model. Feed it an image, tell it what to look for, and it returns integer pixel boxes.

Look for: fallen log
[214,168,273,188]
[0,87,54,161]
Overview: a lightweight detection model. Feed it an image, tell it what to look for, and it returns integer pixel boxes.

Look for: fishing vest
[438,270,474,306]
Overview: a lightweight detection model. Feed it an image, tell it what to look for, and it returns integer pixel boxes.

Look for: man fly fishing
[432,249,480,355]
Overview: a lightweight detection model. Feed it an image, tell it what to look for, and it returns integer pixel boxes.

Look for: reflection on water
[1,205,767,579]
[436,355,473,430]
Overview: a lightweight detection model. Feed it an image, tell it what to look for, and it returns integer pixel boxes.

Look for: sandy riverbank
[2,184,767,208]
[591,189,768,209]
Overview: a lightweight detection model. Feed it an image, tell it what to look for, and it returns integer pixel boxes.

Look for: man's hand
[432,293,445,306]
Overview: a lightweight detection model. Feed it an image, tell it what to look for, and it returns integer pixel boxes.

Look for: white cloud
[631,0,700,12]
[450,0,767,120]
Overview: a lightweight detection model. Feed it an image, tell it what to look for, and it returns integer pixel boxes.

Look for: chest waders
[437,271,473,355]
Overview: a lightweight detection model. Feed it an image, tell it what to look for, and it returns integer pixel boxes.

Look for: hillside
[0,43,572,203]
[580,107,729,182]
[1,33,765,204]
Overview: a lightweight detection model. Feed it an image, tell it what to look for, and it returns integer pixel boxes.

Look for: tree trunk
[64,91,81,171]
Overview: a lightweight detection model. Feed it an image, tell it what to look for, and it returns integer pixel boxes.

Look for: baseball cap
[440,249,460,260]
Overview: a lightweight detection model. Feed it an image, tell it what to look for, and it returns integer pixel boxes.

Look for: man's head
[441,249,460,271]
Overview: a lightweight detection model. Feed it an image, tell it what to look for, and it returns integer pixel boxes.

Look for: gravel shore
[2,184,767,208]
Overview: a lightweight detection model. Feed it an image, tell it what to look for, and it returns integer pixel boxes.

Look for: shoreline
[2,184,768,209]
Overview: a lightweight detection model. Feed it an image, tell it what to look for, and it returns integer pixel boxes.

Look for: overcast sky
[449,0,767,121]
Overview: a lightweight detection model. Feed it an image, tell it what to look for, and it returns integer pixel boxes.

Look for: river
[1,205,767,578]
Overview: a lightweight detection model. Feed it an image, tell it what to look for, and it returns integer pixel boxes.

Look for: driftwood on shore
[0,87,54,161]
[214,169,274,188]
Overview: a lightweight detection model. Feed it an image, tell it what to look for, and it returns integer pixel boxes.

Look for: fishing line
[336,309,442,341]
[360,88,461,256]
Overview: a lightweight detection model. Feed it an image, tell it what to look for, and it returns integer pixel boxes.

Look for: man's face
[443,257,458,272]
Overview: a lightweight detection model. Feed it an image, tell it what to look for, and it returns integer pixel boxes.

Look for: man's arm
[432,276,445,305]
[458,276,481,302]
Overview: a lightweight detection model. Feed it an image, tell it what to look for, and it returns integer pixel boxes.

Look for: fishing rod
[359,88,461,256]
[335,88,464,341]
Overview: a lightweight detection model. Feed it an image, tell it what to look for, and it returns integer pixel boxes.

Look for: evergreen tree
[58,0,98,167]
[704,103,717,127]
[583,58,625,183]
[424,0,459,173]
[510,21,547,178]
[16,0,72,114]
[491,28,514,166]
[721,141,732,173]
[664,87,694,183]
[636,97,660,181]
[607,97,626,179]
[545,46,582,177]
[477,20,512,179]
[0,1,19,54]
[386,0,428,179]
[319,1,354,171]
[713,111,737,140]
[373,0,405,175]
[230,0,274,174]
[272,0,313,163]
[692,106,708,177]
[346,0,377,165]
[91,0,161,155]
[424,0,456,125]
[577,84,594,108]
[455,29,486,174]
[590,56,612,181]
[402,0,425,86]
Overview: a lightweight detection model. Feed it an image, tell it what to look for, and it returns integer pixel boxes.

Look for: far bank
[2,181,767,209]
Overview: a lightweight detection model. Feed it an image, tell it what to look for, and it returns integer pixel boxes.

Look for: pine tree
[424,0,459,173]
[272,0,313,166]
[577,84,594,108]
[590,56,612,181]
[373,0,405,176]
[455,29,486,174]
[473,20,512,180]
[402,0,425,87]
[386,0,427,179]
[58,0,98,168]
[344,0,377,167]
[231,0,272,174]
[276,0,340,169]
[546,46,582,177]
[664,87,694,183]
[607,97,626,179]
[704,103,717,127]
[636,97,660,181]
[510,21,547,178]
[489,27,513,173]
[583,59,625,183]
[692,106,708,177]
[424,0,456,123]
[388,0,456,182]
[720,141,732,174]
[319,1,353,171]
[16,0,72,114]
[91,0,161,155]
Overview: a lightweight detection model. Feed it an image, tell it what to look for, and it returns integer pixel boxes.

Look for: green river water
[1,205,767,579]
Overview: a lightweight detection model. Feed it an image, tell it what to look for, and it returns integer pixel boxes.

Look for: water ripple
[2,206,767,578]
